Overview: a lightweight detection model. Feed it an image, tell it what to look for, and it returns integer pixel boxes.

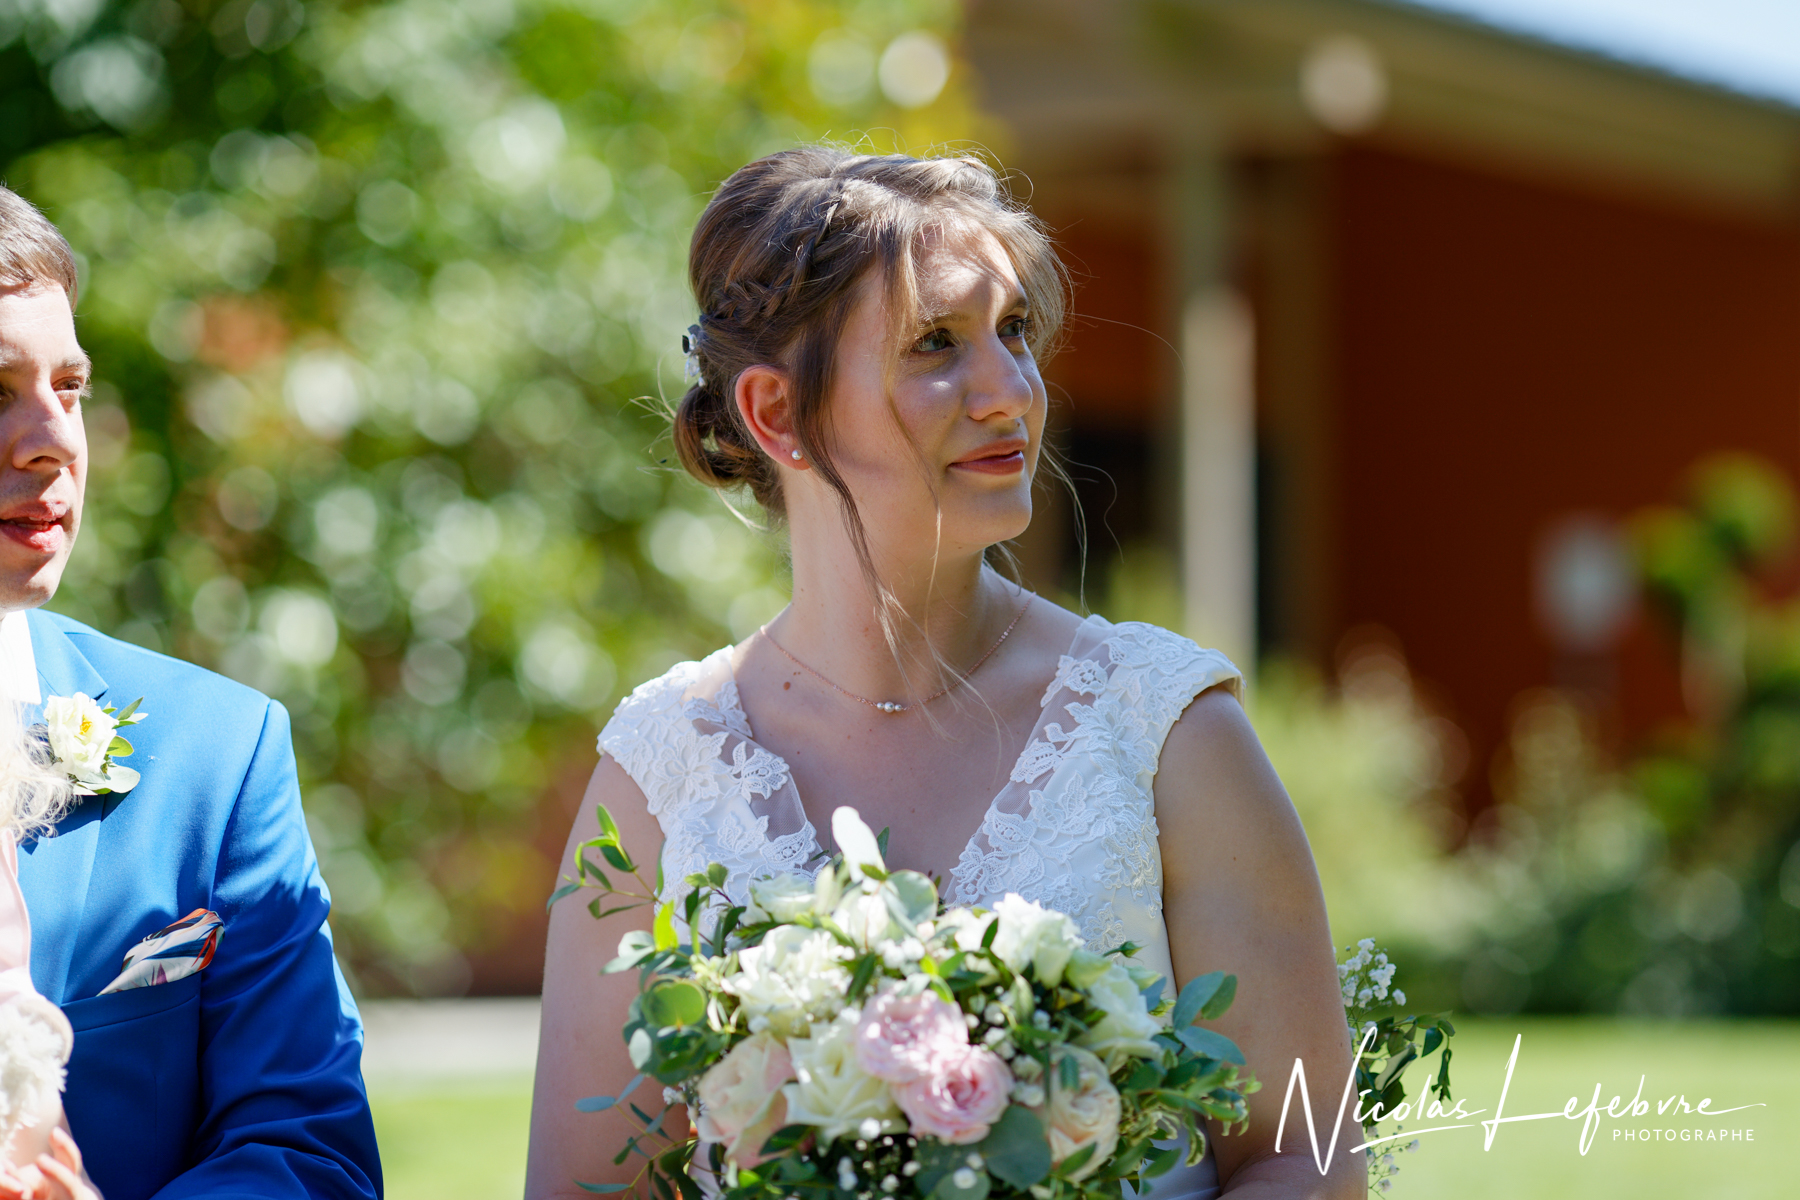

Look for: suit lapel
[28,611,109,712]
[18,611,112,1003]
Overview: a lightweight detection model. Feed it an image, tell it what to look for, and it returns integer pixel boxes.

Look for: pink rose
[893,1045,1013,1145]
[853,992,968,1083]
[696,1032,795,1165]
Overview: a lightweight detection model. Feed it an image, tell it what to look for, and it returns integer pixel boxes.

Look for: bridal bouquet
[562,806,1256,1200]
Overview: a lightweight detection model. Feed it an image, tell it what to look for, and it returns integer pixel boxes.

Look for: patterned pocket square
[99,909,223,994]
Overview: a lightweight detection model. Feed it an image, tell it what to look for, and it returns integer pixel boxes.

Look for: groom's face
[0,284,87,612]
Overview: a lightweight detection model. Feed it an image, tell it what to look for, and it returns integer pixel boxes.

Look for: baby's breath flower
[881,1177,899,1193]
[952,1169,977,1189]
[1011,1082,1045,1107]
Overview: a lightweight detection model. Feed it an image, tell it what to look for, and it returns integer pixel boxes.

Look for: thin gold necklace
[760,595,1032,715]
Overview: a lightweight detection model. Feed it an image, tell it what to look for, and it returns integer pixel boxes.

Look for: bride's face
[815,224,1047,559]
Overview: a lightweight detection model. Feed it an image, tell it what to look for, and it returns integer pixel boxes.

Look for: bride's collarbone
[740,687,1036,881]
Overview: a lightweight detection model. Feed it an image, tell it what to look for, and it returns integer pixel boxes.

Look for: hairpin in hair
[682,324,705,386]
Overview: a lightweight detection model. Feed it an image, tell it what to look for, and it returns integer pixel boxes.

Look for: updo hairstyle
[673,146,1067,525]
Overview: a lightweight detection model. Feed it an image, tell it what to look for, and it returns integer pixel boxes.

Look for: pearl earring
[790,449,803,461]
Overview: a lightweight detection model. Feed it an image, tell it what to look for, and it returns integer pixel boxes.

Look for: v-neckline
[719,614,1106,880]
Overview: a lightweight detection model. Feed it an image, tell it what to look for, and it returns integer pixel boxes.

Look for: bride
[527,147,1360,1199]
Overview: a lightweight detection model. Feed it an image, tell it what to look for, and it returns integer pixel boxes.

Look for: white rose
[989,894,1081,986]
[749,873,818,923]
[43,694,135,794]
[1030,1046,1120,1180]
[781,1009,903,1144]
[1076,964,1163,1066]
[725,926,851,1037]
[832,891,894,948]
[937,907,994,953]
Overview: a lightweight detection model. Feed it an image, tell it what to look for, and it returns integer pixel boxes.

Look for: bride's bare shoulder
[1012,591,1088,656]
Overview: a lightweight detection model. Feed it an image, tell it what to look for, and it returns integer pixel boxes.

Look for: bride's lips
[0,503,70,556]
[950,437,1028,476]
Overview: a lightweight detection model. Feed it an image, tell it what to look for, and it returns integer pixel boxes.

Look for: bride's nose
[962,335,1036,423]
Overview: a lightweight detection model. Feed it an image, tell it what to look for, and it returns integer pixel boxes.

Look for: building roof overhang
[965,0,1800,216]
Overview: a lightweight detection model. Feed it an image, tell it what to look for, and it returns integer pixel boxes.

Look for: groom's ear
[734,365,800,464]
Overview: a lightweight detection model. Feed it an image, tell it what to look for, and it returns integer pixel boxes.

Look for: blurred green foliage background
[0,0,980,994]
[1244,455,1800,1020]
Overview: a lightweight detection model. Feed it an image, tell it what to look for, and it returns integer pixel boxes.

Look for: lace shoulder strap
[596,656,720,819]
[596,651,817,915]
[1084,620,1242,778]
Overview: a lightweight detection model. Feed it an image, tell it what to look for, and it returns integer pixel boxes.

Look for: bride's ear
[735,365,806,468]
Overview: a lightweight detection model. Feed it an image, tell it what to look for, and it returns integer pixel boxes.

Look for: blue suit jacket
[15,610,382,1199]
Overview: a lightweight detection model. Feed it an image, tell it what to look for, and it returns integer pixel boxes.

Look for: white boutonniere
[43,693,148,795]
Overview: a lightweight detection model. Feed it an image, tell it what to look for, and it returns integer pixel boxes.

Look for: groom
[0,191,381,1196]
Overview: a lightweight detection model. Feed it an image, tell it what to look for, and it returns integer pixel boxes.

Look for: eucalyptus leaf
[547,881,581,910]
[653,902,677,951]
[1171,972,1223,1029]
[627,1027,653,1070]
[1140,1143,1183,1179]
[1198,974,1237,1020]
[578,854,611,890]
[597,804,622,844]
[884,870,938,926]
[979,1105,1052,1188]
[931,1166,989,1200]
[642,980,707,1028]
[1175,1026,1246,1066]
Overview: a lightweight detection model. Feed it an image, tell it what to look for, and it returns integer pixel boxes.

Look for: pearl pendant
[876,701,906,714]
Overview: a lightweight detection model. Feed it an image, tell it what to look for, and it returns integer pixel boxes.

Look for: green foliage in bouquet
[1338,940,1455,1195]
[557,807,1258,1200]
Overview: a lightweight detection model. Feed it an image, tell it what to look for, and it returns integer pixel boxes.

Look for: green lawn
[371,1074,534,1200]
[369,1019,1796,1199]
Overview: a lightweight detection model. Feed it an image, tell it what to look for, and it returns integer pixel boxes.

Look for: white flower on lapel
[43,693,147,796]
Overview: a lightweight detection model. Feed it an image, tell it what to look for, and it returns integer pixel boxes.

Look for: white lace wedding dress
[600,614,1242,1200]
